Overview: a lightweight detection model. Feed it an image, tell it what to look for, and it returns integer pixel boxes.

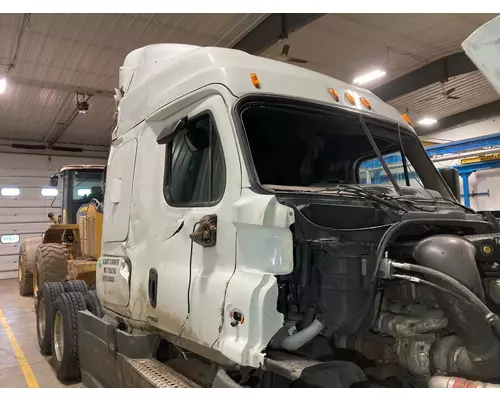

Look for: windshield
[70,170,104,202]
[358,152,423,188]
[237,97,450,199]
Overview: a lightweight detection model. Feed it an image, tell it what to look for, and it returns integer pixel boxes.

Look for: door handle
[148,268,158,308]
[189,214,217,247]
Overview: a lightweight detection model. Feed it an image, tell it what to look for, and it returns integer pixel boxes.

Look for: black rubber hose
[390,261,492,317]
[373,219,497,283]
[392,273,487,316]
[392,272,500,339]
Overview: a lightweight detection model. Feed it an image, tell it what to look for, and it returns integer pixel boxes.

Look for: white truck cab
[77,43,500,388]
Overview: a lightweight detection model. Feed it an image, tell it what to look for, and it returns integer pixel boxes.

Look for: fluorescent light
[418,117,438,126]
[1,187,20,196]
[353,69,386,85]
[41,188,58,197]
[0,78,6,94]
[1,234,20,244]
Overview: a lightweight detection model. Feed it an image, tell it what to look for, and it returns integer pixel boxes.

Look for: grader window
[165,114,225,206]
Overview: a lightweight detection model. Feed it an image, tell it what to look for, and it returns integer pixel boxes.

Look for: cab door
[152,95,241,347]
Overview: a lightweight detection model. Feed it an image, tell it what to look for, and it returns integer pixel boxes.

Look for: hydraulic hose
[391,273,487,316]
[373,219,496,283]
[390,261,493,318]
[391,260,500,379]
[390,261,500,344]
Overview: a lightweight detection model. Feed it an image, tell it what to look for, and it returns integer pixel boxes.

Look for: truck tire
[18,237,43,296]
[34,244,68,298]
[51,292,87,382]
[36,282,64,355]
[63,280,88,293]
[83,290,103,318]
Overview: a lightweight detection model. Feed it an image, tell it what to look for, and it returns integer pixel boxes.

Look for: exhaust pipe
[429,376,500,388]
[413,235,500,379]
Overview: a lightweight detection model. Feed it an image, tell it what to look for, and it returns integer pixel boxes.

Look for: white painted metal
[116,45,412,139]
[99,44,416,368]
[463,16,500,97]
[102,138,137,242]
[0,152,106,279]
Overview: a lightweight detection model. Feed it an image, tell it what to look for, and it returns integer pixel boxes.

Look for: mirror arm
[157,116,188,145]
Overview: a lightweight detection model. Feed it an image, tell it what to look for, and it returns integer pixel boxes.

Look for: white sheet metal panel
[102,137,137,242]
[0,152,106,279]
[462,15,500,96]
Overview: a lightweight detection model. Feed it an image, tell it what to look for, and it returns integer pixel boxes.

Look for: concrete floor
[0,279,78,388]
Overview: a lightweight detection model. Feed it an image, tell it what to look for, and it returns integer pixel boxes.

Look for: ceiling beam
[9,77,115,97]
[372,51,478,102]
[232,13,325,55]
[416,99,500,135]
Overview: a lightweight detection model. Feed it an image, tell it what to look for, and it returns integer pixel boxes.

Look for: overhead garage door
[0,153,106,280]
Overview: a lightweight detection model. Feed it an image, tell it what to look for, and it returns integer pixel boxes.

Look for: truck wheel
[34,244,68,298]
[36,282,64,355]
[83,290,103,318]
[63,280,88,293]
[18,237,43,296]
[51,292,87,382]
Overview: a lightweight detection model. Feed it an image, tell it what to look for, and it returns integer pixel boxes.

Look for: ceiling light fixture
[418,117,438,126]
[0,77,6,94]
[353,69,386,85]
[77,101,89,114]
[76,92,91,114]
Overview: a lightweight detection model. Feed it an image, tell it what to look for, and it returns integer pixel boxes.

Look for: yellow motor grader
[17,164,106,298]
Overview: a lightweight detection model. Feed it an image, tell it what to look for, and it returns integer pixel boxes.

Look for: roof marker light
[250,73,260,89]
[353,69,386,85]
[360,97,372,110]
[344,92,356,106]
[328,88,339,102]
[401,113,413,126]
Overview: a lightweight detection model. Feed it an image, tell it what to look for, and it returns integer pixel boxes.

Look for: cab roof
[116,44,414,136]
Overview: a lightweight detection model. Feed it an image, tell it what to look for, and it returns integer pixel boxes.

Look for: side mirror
[439,167,461,200]
[50,174,59,187]
[157,116,188,145]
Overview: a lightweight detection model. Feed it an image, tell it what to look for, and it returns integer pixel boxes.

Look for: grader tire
[51,292,87,382]
[34,244,68,298]
[18,237,43,296]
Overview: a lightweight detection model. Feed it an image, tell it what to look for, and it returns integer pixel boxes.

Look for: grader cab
[17,164,106,298]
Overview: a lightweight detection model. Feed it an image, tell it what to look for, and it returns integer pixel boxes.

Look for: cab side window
[164,114,225,206]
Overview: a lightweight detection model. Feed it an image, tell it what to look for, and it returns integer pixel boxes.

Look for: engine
[272,193,500,387]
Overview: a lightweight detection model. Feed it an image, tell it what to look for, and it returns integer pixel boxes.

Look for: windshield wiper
[358,115,404,196]
[313,185,407,213]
